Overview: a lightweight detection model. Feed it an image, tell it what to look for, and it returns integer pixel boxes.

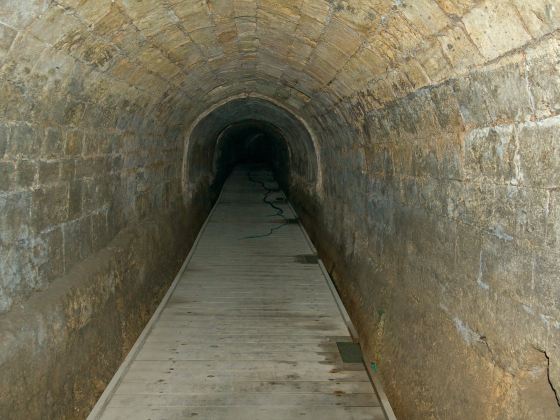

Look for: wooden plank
[157,308,344,317]
[89,168,387,420]
[101,405,386,420]
[120,360,371,382]
[108,392,380,407]
[114,380,375,396]
[145,328,351,336]
[138,341,341,354]
[135,349,342,362]
[154,315,346,326]
[140,334,353,345]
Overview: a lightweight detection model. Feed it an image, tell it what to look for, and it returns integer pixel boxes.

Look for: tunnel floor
[88,167,385,420]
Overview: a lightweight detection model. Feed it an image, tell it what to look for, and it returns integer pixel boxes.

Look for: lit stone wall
[1,0,559,418]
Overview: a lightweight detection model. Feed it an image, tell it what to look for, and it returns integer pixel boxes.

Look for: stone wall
[298,27,560,420]
[0,3,196,417]
[0,17,186,314]
[0,209,205,420]
[3,0,560,418]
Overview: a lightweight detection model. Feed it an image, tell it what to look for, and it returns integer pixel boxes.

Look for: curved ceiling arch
[182,96,320,204]
[17,0,495,129]
[183,92,323,188]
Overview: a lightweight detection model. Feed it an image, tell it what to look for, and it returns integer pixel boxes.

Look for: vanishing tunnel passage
[183,97,320,207]
[2,0,560,419]
[215,121,290,176]
[88,166,387,419]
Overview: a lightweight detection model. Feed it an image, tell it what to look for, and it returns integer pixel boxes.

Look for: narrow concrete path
[89,167,385,420]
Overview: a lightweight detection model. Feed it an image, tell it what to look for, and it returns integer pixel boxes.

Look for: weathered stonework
[2,0,560,418]
[0,208,207,420]
[298,29,560,420]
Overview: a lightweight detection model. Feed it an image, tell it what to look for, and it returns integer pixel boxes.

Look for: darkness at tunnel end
[183,97,320,208]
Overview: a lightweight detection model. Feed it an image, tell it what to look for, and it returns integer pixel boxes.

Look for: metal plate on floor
[336,342,363,364]
[294,254,319,264]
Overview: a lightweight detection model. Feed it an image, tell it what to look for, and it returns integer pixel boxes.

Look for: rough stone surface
[1,0,560,419]
[0,208,205,420]
[297,31,560,420]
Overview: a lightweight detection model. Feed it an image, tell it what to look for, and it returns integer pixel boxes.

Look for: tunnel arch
[2,1,560,419]
[181,95,322,205]
[212,119,290,182]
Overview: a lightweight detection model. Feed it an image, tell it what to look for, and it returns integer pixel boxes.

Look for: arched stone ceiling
[5,0,554,126]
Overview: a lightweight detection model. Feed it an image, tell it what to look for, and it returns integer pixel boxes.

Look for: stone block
[411,141,440,179]
[511,0,560,38]
[417,41,452,84]
[464,125,516,183]
[491,184,548,243]
[364,144,388,176]
[437,25,483,71]
[60,159,75,181]
[462,0,531,61]
[445,178,469,220]
[82,131,100,156]
[526,37,560,119]
[82,176,113,213]
[61,100,87,126]
[430,83,464,130]
[0,161,15,191]
[532,246,560,311]
[390,142,413,178]
[31,184,68,232]
[453,221,483,283]
[0,239,36,312]
[91,210,110,252]
[401,0,450,35]
[80,179,96,213]
[68,179,83,218]
[64,129,83,157]
[111,154,123,173]
[0,0,46,29]
[0,191,32,243]
[37,160,60,185]
[75,156,109,178]
[517,117,560,188]
[63,216,92,272]
[8,123,40,158]
[454,59,533,127]
[463,180,496,229]
[439,134,465,181]
[544,189,560,249]
[42,127,64,158]
[37,226,64,283]
[479,236,533,301]
[0,124,8,158]
[0,22,17,65]
[15,159,37,188]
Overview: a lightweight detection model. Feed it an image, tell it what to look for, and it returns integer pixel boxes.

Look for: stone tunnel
[1,0,560,419]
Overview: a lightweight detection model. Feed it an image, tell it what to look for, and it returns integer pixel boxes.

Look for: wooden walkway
[89,167,387,420]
